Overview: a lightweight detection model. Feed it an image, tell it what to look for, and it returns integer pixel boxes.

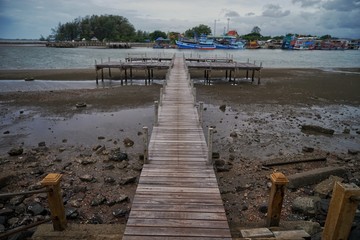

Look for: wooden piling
[160,88,163,106]
[41,173,67,231]
[199,101,204,126]
[154,101,159,126]
[267,172,289,227]
[322,182,360,240]
[207,127,214,165]
[143,126,149,164]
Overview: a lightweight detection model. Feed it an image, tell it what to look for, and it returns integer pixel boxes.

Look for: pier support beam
[143,126,149,164]
[267,172,289,227]
[207,127,214,165]
[154,101,159,126]
[199,101,204,126]
[322,182,360,240]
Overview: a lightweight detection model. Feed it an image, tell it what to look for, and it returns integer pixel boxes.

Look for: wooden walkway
[123,56,232,239]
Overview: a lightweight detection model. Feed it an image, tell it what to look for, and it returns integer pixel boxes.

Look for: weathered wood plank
[127,218,229,229]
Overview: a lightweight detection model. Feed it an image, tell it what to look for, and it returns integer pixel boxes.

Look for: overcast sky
[0,0,359,39]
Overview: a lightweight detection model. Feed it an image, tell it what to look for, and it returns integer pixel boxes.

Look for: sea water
[0,46,360,69]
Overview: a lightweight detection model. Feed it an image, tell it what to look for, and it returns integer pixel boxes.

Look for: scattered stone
[314,175,343,197]
[7,217,19,226]
[214,159,225,167]
[123,138,134,147]
[302,146,314,153]
[212,152,220,159]
[301,124,335,135]
[3,131,10,135]
[109,150,128,162]
[229,154,235,161]
[0,173,14,188]
[292,196,321,216]
[287,166,347,189]
[76,103,87,108]
[27,203,46,216]
[79,174,95,182]
[62,139,67,143]
[98,136,105,140]
[283,220,322,236]
[137,131,143,136]
[90,195,107,206]
[107,195,129,206]
[38,142,46,147]
[343,128,350,134]
[0,224,4,233]
[216,164,232,172]
[9,195,25,206]
[120,176,137,185]
[230,131,238,138]
[219,104,226,112]
[72,186,87,193]
[103,163,115,170]
[348,149,359,155]
[8,147,23,156]
[258,204,268,214]
[65,207,79,219]
[95,145,106,154]
[79,158,97,165]
[241,204,249,211]
[104,176,116,184]
[88,214,103,224]
[0,208,14,216]
[112,208,129,218]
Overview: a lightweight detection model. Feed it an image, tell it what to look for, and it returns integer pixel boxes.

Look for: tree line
[45,14,336,42]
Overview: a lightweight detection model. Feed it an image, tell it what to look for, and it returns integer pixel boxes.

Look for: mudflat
[0,68,359,238]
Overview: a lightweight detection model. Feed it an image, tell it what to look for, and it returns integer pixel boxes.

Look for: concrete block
[273,230,310,239]
[241,228,274,238]
[287,166,347,189]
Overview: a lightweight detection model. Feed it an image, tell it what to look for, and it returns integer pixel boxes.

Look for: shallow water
[0,46,359,69]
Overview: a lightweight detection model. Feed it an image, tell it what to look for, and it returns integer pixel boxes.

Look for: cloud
[292,0,321,7]
[322,0,360,11]
[224,10,240,18]
[246,12,256,16]
[262,4,290,18]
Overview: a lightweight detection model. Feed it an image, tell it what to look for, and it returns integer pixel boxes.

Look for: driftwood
[263,156,327,167]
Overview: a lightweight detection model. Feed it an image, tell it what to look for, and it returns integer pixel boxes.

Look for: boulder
[292,196,321,216]
[123,138,134,147]
[8,147,23,156]
[109,150,128,162]
[314,175,343,197]
[301,125,334,135]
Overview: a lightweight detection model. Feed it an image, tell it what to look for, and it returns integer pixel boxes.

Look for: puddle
[0,79,165,92]
[0,106,154,153]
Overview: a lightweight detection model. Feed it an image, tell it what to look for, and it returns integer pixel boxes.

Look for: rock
[88,214,103,224]
[302,146,314,153]
[230,131,238,138]
[103,164,115,170]
[241,204,249,211]
[0,208,14,216]
[72,186,87,193]
[104,176,116,184]
[98,136,105,140]
[3,131,10,134]
[301,125,335,135]
[258,204,268,214]
[349,224,360,240]
[107,195,129,206]
[343,128,351,134]
[112,208,129,218]
[216,164,231,172]
[79,174,95,182]
[120,176,137,185]
[219,104,226,112]
[348,149,359,155]
[90,195,107,206]
[314,175,343,197]
[7,217,19,226]
[65,207,79,219]
[109,150,128,162]
[214,159,225,167]
[282,220,321,236]
[0,173,15,189]
[95,145,106,154]
[10,195,25,206]
[79,158,97,165]
[27,203,46,216]
[212,152,220,159]
[38,142,46,147]
[0,216,6,224]
[292,196,321,216]
[123,138,134,147]
[287,166,347,189]
[8,147,23,156]
[0,224,4,233]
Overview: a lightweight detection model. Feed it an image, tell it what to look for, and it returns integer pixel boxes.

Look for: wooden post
[199,102,204,126]
[101,69,104,82]
[95,60,98,84]
[108,57,111,78]
[207,128,213,165]
[154,101,159,126]
[143,126,149,164]
[160,88,163,106]
[258,62,262,85]
[267,172,289,227]
[322,182,360,240]
[251,70,255,82]
[41,173,67,231]
[193,88,196,105]
[124,68,128,84]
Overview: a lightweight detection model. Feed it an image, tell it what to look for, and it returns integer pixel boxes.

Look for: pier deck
[122,56,231,239]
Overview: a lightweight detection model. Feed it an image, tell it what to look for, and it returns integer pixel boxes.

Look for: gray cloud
[245,12,255,16]
[224,10,240,18]
[323,0,360,11]
[292,0,321,7]
[262,4,290,18]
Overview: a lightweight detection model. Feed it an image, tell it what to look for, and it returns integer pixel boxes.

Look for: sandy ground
[0,68,359,238]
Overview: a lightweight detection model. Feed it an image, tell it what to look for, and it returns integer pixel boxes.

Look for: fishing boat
[212,36,245,49]
[176,35,216,50]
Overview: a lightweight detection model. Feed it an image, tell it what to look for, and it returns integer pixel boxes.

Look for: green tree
[320,34,332,40]
[149,30,167,41]
[251,26,261,35]
[184,24,211,38]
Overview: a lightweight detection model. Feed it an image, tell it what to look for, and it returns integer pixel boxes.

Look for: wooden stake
[143,127,149,164]
[323,182,360,240]
[154,101,159,126]
[160,88,163,106]
[199,102,204,126]
[267,172,289,227]
[207,127,213,165]
[41,174,67,231]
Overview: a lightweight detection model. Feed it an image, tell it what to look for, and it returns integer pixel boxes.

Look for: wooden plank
[124,226,231,237]
[127,218,229,229]
[128,210,227,221]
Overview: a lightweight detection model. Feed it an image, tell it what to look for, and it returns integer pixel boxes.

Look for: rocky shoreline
[0,68,359,239]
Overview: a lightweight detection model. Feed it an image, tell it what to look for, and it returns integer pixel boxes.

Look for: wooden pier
[95,55,262,84]
[122,56,232,239]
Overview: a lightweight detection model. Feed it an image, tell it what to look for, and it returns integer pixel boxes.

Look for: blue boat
[176,39,216,50]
